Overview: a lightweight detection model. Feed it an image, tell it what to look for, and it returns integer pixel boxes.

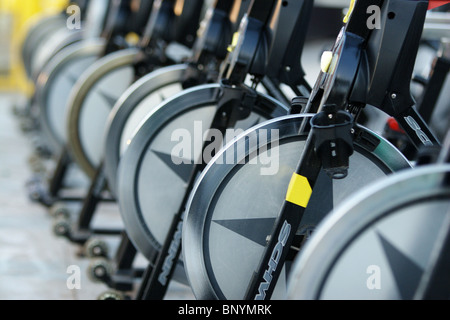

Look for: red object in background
[387,118,406,134]
[428,0,450,10]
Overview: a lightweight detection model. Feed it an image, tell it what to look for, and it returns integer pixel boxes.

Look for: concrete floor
[0,93,194,300]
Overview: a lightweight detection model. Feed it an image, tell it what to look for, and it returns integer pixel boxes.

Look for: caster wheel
[84,238,109,258]
[34,144,53,159]
[87,258,113,283]
[26,179,53,206]
[20,119,36,133]
[28,153,41,166]
[49,203,71,219]
[52,217,71,237]
[29,160,46,174]
[97,290,126,300]
[12,104,21,117]
[28,187,42,202]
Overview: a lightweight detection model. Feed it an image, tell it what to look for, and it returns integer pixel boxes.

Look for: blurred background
[0,0,69,95]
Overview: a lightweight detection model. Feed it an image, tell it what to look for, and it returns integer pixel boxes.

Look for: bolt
[391,93,397,99]
[95,266,106,277]
[93,246,102,256]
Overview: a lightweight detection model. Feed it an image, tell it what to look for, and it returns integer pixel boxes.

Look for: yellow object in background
[0,0,69,96]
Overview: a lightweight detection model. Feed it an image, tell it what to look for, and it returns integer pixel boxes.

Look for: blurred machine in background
[0,0,69,94]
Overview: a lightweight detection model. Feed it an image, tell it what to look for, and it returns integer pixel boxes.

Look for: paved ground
[0,93,194,300]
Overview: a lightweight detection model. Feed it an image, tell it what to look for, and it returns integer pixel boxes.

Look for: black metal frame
[244,0,443,300]
[385,37,450,159]
[133,0,314,300]
[83,0,245,293]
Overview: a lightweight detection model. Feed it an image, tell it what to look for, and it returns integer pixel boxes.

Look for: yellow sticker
[321,51,333,73]
[125,32,140,46]
[285,174,312,208]
[227,31,241,53]
[343,0,356,24]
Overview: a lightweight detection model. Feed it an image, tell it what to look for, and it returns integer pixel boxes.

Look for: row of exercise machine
[14,0,450,300]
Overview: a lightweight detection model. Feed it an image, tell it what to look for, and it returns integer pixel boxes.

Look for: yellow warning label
[285,174,312,208]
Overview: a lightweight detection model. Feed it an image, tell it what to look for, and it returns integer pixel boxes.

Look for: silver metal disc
[30,28,84,82]
[182,114,411,300]
[287,165,450,300]
[22,14,66,78]
[103,64,188,196]
[117,84,288,283]
[35,39,105,154]
[66,48,138,178]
